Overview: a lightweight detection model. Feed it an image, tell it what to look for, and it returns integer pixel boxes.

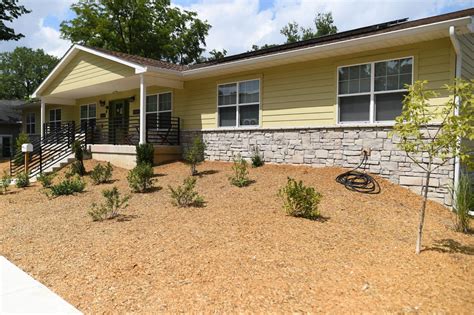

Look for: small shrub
[168,177,205,207]
[1,171,12,194]
[37,172,56,188]
[229,154,251,187]
[452,172,473,233]
[15,171,29,188]
[127,163,154,193]
[278,177,322,220]
[90,162,113,185]
[136,143,154,165]
[251,147,264,168]
[14,133,29,166]
[65,161,84,179]
[88,186,129,221]
[185,137,206,176]
[71,140,85,176]
[49,176,85,196]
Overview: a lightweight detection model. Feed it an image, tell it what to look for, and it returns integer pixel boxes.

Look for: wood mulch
[1,159,473,313]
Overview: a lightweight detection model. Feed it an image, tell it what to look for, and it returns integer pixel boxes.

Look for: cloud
[0,0,74,57]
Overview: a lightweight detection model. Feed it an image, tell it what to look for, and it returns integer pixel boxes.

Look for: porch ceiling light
[129,96,136,102]
[99,100,106,107]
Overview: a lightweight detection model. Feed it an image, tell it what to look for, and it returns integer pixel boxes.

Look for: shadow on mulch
[116,214,139,222]
[424,239,474,256]
[197,170,219,177]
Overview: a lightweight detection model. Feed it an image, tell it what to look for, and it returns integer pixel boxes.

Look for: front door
[108,99,129,144]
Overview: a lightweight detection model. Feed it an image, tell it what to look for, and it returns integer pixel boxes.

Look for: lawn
[1,160,472,313]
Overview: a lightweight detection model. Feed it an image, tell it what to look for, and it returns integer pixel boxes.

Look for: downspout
[448,25,461,208]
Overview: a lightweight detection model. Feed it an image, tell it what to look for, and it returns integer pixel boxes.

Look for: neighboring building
[21,9,474,205]
[0,100,23,158]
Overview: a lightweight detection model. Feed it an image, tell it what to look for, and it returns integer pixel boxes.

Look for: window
[146,92,172,129]
[26,113,35,134]
[338,57,413,123]
[218,79,260,127]
[49,108,62,130]
[80,103,96,129]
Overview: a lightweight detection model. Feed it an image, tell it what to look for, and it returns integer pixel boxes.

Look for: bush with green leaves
[88,186,130,221]
[229,154,252,187]
[37,172,56,188]
[185,136,206,175]
[251,147,264,168]
[49,176,85,196]
[127,163,154,193]
[136,143,154,165]
[278,177,322,220]
[90,162,113,185]
[15,171,29,188]
[1,171,12,194]
[452,171,473,233]
[168,177,205,207]
[14,133,30,166]
[71,140,85,176]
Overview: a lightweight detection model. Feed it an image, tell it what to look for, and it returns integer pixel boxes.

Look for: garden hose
[335,151,380,194]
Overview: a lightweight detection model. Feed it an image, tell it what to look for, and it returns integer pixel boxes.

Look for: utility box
[21,143,33,153]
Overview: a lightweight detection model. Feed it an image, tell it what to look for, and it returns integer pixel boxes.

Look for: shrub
[88,186,130,221]
[37,172,56,188]
[452,172,473,233]
[251,147,264,168]
[15,171,29,188]
[185,137,206,176]
[1,171,12,194]
[168,177,205,207]
[136,143,154,165]
[71,140,85,176]
[278,177,322,220]
[90,162,113,185]
[229,154,251,187]
[127,163,154,193]
[14,133,30,166]
[49,176,85,196]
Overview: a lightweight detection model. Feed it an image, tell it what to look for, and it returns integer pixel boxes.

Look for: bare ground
[0,160,473,313]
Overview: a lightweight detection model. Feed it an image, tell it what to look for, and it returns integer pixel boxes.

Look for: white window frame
[217,78,261,128]
[336,56,414,124]
[145,91,173,129]
[80,103,97,125]
[26,112,36,134]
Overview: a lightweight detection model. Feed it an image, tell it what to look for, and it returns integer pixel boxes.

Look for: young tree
[0,0,31,41]
[393,80,473,254]
[60,0,212,65]
[0,47,58,99]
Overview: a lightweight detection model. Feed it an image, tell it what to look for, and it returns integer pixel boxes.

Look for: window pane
[56,109,61,121]
[386,60,399,75]
[218,106,236,127]
[239,105,259,126]
[338,80,349,94]
[375,62,386,77]
[375,77,386,91]
[360,78,371,93]
[400,58,412,74]
[387,75,399,90]
[158,112,171,129]
[218,83,237,106]
[89,105,96,118]
[146,95,157,112]
[339,95,370,122]
[339,64,371,95]
[239,80,259,104]
[360,64,371,78]
[338,68,349,81]
[80,106,88,119]
[348,79,360,93]
[399,73,412,89]
[49,110,54,121]
[159,93,172,111]
[349,66,360,79]
[375,92,405,121]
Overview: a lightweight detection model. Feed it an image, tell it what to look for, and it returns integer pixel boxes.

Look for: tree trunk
[416,169,431,254]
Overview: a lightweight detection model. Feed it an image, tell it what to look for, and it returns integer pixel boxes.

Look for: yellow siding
[44,51,134,95]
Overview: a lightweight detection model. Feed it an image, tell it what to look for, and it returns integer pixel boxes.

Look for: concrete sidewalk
[0,256,82,314]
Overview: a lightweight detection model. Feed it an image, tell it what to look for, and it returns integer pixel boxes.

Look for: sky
[0,0,472,59]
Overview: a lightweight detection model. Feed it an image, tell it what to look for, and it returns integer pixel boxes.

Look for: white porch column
[139,74,147,144]
[40,99,46,139]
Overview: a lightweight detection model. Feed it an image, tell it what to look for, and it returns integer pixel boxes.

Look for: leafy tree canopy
[0,0,31,41]
[0,47,59,99]
[60,0,212,65]
[252,12,337,51]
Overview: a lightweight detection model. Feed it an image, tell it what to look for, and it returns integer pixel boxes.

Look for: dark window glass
[218,106,236,127]
[339,95,370,122]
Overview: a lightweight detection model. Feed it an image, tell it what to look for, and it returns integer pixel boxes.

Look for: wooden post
[24,151,29,175]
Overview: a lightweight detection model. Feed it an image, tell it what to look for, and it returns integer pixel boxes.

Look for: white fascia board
[41,96,76,105]
[181,16,472,79]
[139,65,183,79]
[32,44,147,98]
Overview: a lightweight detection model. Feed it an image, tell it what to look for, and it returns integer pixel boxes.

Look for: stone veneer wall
[181,126,455,206]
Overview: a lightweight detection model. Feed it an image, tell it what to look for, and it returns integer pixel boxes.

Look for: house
[19,8,474,206]
[0,100,23,158]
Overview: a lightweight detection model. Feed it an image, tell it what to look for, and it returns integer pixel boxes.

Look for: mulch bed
[1,159,473,313]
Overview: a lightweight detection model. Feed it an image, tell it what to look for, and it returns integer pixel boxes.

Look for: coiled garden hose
[335,151,380,194]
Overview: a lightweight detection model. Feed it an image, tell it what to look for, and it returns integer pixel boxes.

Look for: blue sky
[1,0,472,58]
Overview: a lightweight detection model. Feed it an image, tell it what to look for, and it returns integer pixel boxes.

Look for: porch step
[30,154,75,178]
